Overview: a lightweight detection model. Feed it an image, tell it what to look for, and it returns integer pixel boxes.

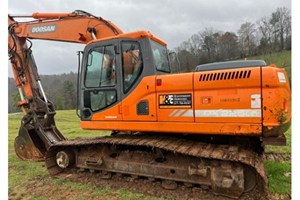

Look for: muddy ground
[23,166,289,200]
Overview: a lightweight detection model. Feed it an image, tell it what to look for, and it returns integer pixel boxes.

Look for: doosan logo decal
[30,24,57,33]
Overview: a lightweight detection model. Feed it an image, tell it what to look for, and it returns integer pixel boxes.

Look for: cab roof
[89,30,167,46]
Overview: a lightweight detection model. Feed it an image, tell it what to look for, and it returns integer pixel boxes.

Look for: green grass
[54,110,110,139]
[264,128,291,196]
[265,161,291,194]
[245,50,291,81]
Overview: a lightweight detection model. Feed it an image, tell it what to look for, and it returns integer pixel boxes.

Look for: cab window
[150,40,170,73]
[121,42,143,93]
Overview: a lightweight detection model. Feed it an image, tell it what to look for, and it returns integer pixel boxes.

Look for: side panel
[156,73,194,122]
[193,67,262,125]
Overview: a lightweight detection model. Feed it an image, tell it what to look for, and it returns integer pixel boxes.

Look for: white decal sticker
[251,94,261,108]
[195,109,261,118]
[105,116,117,119]
[169,109,261,118]
[277,72,286,83]
[30,24,57,34]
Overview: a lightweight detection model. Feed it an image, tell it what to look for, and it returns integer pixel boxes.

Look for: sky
[7,0,292,76]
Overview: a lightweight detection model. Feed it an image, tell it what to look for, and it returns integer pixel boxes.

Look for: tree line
[173,7,291,72]
[8,73,78,113]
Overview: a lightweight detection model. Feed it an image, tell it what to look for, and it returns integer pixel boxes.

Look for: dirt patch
[9,169,291,200]
[54,169,268,200]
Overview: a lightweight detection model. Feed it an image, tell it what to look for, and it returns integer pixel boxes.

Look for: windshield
[150,40,170,73]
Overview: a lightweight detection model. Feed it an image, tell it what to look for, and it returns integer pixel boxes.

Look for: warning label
[159,94,192,108]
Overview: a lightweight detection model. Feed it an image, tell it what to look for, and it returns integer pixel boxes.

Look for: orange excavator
[8,10,291,199]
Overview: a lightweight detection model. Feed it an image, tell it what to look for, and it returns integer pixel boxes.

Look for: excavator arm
[8,10,123,161]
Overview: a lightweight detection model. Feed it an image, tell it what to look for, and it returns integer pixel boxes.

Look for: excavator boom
[9,10,122,43]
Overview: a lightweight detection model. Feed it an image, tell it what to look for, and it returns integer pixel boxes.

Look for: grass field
[245,50,291,81]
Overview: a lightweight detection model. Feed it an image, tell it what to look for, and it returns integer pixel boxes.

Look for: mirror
[168,51,181,73]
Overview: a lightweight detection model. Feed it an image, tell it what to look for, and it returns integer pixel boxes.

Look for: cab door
[80,41,122,121]
[120,40,157,121]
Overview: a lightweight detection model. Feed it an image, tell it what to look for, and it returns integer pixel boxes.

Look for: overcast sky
[8,0,291,76]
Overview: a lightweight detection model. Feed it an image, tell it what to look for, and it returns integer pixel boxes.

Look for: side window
[84,90,117,112]
[150,41,170,73]
[121,42,143,92]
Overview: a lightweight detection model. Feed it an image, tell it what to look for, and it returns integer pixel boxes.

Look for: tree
[63,80,76,109]
[200,28,218,62]
[218,32,239,60]
[257,16,273,54]
[188,33,202,56]
[276,7,291,50]
[175,49,198,72]
[238,22,257,57]
[11,92,21,112]
[269,7,291,51]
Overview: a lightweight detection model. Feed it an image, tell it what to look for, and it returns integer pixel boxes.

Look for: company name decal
[30,24,57,34]
[159,94,192,108]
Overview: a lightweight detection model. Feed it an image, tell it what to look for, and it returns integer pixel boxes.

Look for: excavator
[8,10,291,199]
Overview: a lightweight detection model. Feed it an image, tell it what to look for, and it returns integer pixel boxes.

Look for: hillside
[8,73,77,113]
[245,50,291,81]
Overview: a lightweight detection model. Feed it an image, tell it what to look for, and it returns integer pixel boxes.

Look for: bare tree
[277,7,291,50]
[270,7,291,51]
[188,33,202,56]
[238,22,257,57]
[176,41,199,72]
[199,28,218,62]
[257,16,273,54]
[218,32,239,60]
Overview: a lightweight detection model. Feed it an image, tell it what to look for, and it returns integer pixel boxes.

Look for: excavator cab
[80,32,171,121]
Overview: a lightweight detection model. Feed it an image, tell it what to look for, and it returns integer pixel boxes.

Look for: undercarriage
[43,133,266,199]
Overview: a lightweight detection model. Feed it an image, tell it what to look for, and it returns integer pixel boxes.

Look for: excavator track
[45,133,267,199]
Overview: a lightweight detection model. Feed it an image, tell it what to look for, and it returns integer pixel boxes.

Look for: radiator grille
[199,70,252,82]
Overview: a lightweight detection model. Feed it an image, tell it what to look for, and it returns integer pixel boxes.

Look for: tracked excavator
[8,10,291,199]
